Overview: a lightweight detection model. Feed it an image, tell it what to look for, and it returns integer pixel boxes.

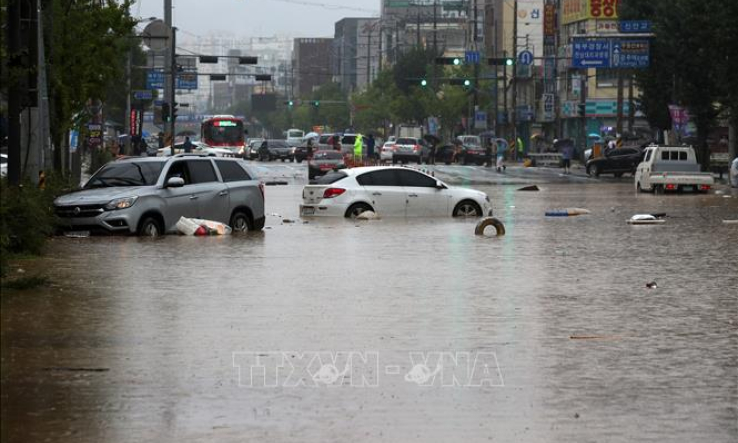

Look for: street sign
[518,50,534,66]
[146,70,165,89]
[572,38,650,69]
[572,39,611,68]
[146,70,198,90]
[611,39,650,68]
[465,50,481,65]
[474,111,487,130]
[620,20,652,33]
[142,19,169,51]
[133,90,153,100]
[541,93,555,122]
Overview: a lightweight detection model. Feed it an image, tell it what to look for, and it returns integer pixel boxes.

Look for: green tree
[45,0,137,169]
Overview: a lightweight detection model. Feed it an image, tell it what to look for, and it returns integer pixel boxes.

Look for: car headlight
[105,196,138,210]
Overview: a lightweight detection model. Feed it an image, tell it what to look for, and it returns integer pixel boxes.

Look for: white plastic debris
[176,216,232,235]
[356,211,380,220]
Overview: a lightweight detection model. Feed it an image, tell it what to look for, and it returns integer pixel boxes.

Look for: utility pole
[616,69,624,136]
[511,0,518,154]
[169,26,177,151]
[366,26,371,87]
[627,72,635,133]
[503,50,508,140]
[472,0,479,133]
[580,71,587,150]
[416,13,421,48]
[125,49,132,155]
[164,0,173,147]
[7,0,21,185]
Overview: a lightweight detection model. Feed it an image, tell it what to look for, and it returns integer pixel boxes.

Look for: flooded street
[2,165,737,442]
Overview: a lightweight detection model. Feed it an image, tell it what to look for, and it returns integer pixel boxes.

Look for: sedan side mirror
[166,177,185,188]
[435,180,446,189]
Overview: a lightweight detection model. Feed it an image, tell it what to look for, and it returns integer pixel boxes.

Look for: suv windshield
[85,161,164,188]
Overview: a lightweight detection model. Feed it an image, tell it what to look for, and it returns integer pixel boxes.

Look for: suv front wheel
[138,216,163,237]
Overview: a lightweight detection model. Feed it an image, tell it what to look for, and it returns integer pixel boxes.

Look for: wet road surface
[2,164,737,442]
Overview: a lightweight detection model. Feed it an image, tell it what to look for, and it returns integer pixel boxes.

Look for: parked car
[380,141,396,162]
[0,153,7,176]
[586,147,645,177]
[157,141,209,157]
[392,137,428,164]
[635,145,714,193]
[731,157,738,188]
[258,139,294,161]
[54,155,265,236]
[434,144,458,165]
[317,133,336,150]
[299,166,493,218]
[308,150,346,180]
[244,139,264,160]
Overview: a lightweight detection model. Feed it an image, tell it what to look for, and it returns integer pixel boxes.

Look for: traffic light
[449,78,472,88]
[488,57,515,66]
[577,103,586,117]
[285,100,294,107]
[162,102,170,122]
[420,79,428,87]
[171,102,178,121]
[435,57,462,65]
[312,100,320,107]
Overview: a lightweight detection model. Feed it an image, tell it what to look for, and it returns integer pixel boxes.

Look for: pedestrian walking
[307,137,314,160]
[182,136,193,153]
[496,140,507,172]
[366,134,376,165]
[561,142,573,174]
[485,140,493,168]
[157,132,164,150]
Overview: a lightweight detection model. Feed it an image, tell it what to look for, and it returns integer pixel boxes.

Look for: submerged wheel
[453,200,482,217]
[230,211,252,232]
[475,217,506,236]
[138,216,163,237]
[345,203,372,219]
[587,164,600,177]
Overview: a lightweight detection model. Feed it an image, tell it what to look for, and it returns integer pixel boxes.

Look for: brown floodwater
[2,169,737,442]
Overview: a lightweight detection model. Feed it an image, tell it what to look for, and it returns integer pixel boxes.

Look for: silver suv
[54,155,265,236]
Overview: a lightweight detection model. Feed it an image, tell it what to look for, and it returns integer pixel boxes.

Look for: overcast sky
[135,0,380,39]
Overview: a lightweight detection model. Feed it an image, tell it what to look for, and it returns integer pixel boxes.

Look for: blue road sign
[619,20,652,33]
[146,70,198,90]
[572,39,611,68]
[154,99,165,106]
[146,70,165,89]
[465,50,480,65]
[518,50,534,66]
[133,90,153,100]
[612,39,650,68]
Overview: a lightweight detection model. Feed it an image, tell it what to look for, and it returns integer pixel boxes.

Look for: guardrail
[527,153,563,167]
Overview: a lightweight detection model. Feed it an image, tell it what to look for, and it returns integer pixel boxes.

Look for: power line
[268,0,378,14]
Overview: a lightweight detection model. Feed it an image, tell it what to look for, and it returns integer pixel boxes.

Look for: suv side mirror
[166,177,185,188]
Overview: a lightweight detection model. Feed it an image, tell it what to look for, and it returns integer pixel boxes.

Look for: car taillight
[665,183,677,191]
[323,188,346,198]
[700,184,710,191]
[414,145,421,152]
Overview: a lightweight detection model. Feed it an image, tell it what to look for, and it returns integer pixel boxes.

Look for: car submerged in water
[300,166,493,218]
[54,155,265,236]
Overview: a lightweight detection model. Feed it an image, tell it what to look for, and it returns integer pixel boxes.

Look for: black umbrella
[423,134,441,145]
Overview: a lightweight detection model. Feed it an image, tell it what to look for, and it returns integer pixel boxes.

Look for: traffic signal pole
[169,26,177,153]
[511,0,518,157]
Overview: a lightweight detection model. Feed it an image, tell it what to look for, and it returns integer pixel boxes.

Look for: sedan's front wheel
[453,200,482,217]
[138,216,163,237]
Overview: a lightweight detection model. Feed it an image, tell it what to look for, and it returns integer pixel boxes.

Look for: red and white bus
[200,115,246,156]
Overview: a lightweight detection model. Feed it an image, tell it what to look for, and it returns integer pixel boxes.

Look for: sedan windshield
[85,162,164,188]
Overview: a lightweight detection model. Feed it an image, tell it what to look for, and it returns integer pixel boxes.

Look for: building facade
[293,38,334,97]
[333,18,380,92]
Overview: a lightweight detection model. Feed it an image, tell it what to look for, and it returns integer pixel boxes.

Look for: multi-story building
[333,18,380,92]
[293,38,334,97]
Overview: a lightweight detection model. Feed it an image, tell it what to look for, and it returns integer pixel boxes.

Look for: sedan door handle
[218,191,229,196]
[372,192,382,196]
[408,193,418,197]
[189,195,199,200]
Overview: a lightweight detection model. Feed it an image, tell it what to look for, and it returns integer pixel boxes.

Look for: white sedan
[730,157,738,188]
[380,141,395,162]
[300,166,493,218]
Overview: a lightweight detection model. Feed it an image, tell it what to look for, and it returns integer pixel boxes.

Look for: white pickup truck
[635,145,714,193]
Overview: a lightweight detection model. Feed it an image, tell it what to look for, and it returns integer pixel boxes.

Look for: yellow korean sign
[561,0,618,25]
